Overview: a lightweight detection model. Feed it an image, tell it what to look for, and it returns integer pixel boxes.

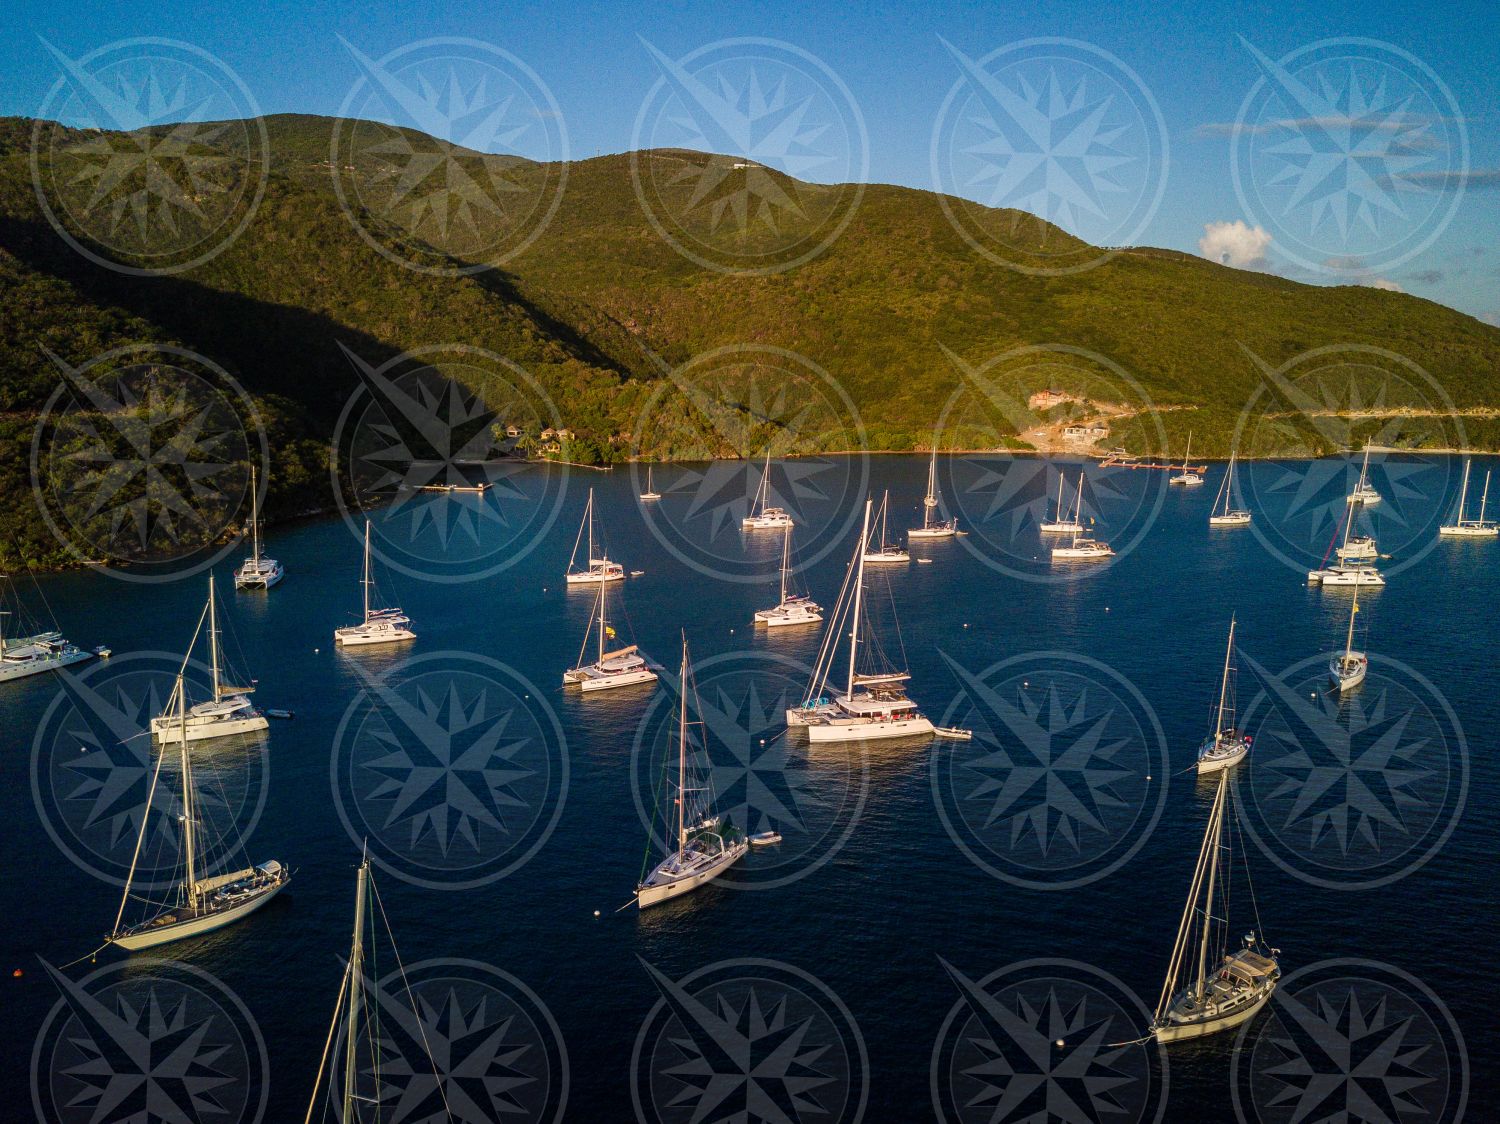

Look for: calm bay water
[5,453,1496,1121]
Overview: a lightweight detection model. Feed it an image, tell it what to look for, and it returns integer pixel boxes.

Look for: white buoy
[593,909,600,918]
[1055,1039,1065,1048]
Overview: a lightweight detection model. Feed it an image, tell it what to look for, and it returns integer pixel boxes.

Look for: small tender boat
[749,831,782,847]
[933,726,973,741]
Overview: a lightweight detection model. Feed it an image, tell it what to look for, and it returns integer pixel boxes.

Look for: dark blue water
[4,454,1494,1122]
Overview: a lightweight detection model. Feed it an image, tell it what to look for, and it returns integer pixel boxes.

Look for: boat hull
[151,711,269,744]
[1329,656,1368,692]
[1154,984,1276,1043]
[907,526,957,539]
[1209,513,1252,526]
[335,626,417,646]
[566,667,658,692]
[565,571,624,585]
[1197,742,1249,773]
[1309,567,1385,586]
[112,877,287,951]
[234,562,284,589]
[755,608,823,627]
[0,647,94,682]
[1438,524,1498,538]
[1039,522,1082,534]
[637,841,747,908]
[862,552,909,564]
[806,714,934,743]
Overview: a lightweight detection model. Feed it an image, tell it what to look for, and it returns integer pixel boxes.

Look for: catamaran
[907,445,958,539]
[637,636,748,909]
[1039,473,1083,534]
[234,465,284,590]
[1197,618,1250,774]
[334,521,416,647]
[1329,581,1369,692]
[1438,459,1497,538]
[755,525,822,627]
[0,576,106,683]
[742,453,794,529]
[1050,480,1114,561]
[1209,455,1251,526]
[1169,434,1204,487]
[1151,770,1281,1042]
[786,500,934,743]
[862,490,910,563]
[150,577,269,744]
[108,661,288,950]
[1337,534,1378,561]
[1309,506,1384,586]
[564,575,657,692]
[1347,443,1382,505]
[640,464,662,502]
[565,487,625,584]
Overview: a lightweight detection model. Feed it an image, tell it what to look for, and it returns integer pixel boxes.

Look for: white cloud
[1199,220,1272,270]
[1366,277,1404,292]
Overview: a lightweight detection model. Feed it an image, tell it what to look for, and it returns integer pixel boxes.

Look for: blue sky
[5,0,1497,321]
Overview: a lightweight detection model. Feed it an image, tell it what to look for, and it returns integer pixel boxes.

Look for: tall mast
[250,465,260,567]
[362,521,372,623]
[1195,774,1228,1002]
[209,576,222,703]
[1183,433,1192,473]
[677,635,688,851]
[1455,459,1472,524]
[596,577,607,664]
[179,673,196,909]
[847,500,872,698]
[1481,471,1493,525]
[1214,617,1235,745]
[1071,476,1085,544]
[586,488,595,564]
[1055,474,1064,523]
[924,447,938,529]
[342,856,369,1124]
[779,526,791,604]
[1344,581,1360,665]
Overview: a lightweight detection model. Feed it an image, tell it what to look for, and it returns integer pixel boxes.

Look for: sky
[4,0,1498,321]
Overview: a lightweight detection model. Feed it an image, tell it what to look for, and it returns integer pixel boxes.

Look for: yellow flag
[605,625,617,638]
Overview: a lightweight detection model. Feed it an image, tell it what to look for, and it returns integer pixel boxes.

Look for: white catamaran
[1169,434,1204,487]
[786,500,934,743]
[108,662,288,950]
[1347,443,1382,505]
[0,575,107,683]
[1329,581,1369,693]
[1151,771,1281,1043]
[755,525,823,628]
[637,636,748,909]
[234,465,284,590]
[564,576,657,692]
[907,445,958,539]
[1438,459,1498,538]
[742,453,794,529]
[334,521,416,646]
[1050,480,1114,561]
[1040,473,1083,534]
[1209,454,1252,526]
[1309,506,1385,587]
[565,488,625,584]
[1197,618,1250,774]
[862,490,910,563]
[150,577,269,744]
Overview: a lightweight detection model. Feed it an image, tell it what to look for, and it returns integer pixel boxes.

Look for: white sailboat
[1337,534,1378,561]
[234,465,284,590]
[862,490,910,563]
[755,525,823,627]
[1196,618,1250,774]
[334,521,416,646]
[1309,506,1384,586]
[786,500,934,743]
[742,453,794,529]
[1169,434,1204,487]
[564,576,657,692]
[109,663,288,950]
[0,575,107,683]
[1039,473,1083,534]
[150,577,269,744]
[1209,455,1252,526]
[565,487,625,584]
[1050,480,1114,561]
[1347,443,1382,505]
[1151,771,1281,1042]
[907,445,958,539]
[637,636,748,909]
[640,464,662,502]
[1438,459,1498,538]
[1328,581,1369,692]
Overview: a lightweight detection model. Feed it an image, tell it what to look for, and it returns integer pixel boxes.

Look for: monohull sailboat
[1209,455,1251,526]
[1438,459,1497,538]
[907,445,958,539]
[1196,618,1250,774]
[862,490,909,563]
[1328,582,1369,692]
[150,577,268,744]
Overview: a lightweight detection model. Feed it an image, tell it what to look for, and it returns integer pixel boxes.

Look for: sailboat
[637,636,748,908]
[1438,459,1498,538]
[1209,455,1252,526]
[108,661,288,950]
[150,577,269,744]
[1346,443,1382,505]
[1328,582,1369,692]
[1308,505,1385,586]
[742,453,794,529]
[1169,434,1204,487]
[0,575,107,683]
[1337,532,1378,561]
[1196,618,1250,773]
[1151,771,1281,1042]
[786,500,934,743]
[907,445,958,539]
[754,525,823,627]
[640,464,662,502]
[234,465,284,590]
[1050,479,1114,561]
[565,487,625,584]
[862,490,910,563]
[564,576,657,692]
[1039,473,1083,534]
[334,521,416,646]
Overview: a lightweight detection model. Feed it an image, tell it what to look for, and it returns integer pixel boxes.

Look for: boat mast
[847,500,872,698]
[1195,774,1229,1003]
[1455,460,1472,525]
[924,448,939,530]
[596,574,607,665]
[1182,433,1192,475]
[1344,581,1360,667]
[677,636,689,852]
[1055,474,1065,524]
[1481,470,1493,526]
[1070,477,1086,546]
[586,488,595,565]
[779,525,791,605]
[179,674,196,910]
[1214,617,1235,747]
[342,856,369,1124]
[1154,771,1226,1023]
[249,465,260,569]
[209,576,222,703]
[362,521,372,623]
